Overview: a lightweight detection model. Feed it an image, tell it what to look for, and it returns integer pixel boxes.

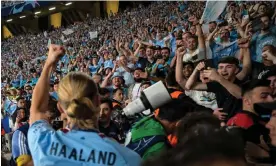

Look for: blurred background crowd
[1,1,276,166]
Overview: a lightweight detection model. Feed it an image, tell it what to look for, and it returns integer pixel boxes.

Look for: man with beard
[127,68,148,101]
[249,15,276,62]
[208,21,217,34]
[135,46,156,73]
[209,26,240,66]
[99,98,121,142]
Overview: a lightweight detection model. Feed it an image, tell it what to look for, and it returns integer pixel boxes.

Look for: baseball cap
[254,101,276,122]
[111,72,124,80]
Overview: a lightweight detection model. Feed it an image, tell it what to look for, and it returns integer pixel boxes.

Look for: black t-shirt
[136,57,155,72]
[207,78,243,121]
[99,121,120,142]
[251,61,275,79]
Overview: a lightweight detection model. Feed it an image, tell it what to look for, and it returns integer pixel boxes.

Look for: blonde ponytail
[67,97,99,130]
[58,72,99,130]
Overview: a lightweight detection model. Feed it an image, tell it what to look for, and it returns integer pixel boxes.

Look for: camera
[123,81,172,117]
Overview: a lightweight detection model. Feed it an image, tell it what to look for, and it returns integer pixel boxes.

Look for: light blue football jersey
[28,120,141,166]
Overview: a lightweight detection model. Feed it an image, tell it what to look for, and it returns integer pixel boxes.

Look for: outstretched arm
[30,45,65,125]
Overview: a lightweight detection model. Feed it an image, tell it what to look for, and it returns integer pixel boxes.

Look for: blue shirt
[153,39,165,47]
[31,77,39,85]
[89,65,100,75]
[28,120,141,166]
[12,124,31,160]
[50,92,58,100]
[251,31,276,62]
[210,41,239,66]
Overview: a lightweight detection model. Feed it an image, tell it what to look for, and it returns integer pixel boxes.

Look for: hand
[195,62,205,71]
[203,68,220,81]
[46,44,65,66]
[188,15,199,25]
[237,38,250,48]
[213,108,228,121]
[16,116,22,123]
[176,46,186,61]
[262,50,276,62]
[245,141,270,159]
[140,71,148,79]
[259,135,270,152]
[244,22,253,38]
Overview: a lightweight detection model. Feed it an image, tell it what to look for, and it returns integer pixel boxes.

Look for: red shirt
[227,111,256,129]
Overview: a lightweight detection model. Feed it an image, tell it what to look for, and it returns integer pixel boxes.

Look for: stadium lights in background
[49,7,56,11]
[65,2,72,6]
[35,11,41,15]
[7,19,12,22]
[20,15,26,19]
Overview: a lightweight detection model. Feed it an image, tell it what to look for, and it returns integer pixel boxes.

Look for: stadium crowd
[1,1,24,8]
[1,1,276,166]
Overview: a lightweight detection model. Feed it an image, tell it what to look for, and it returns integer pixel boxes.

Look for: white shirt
[183,48,205,62]
[185,90,218,110]
[116,63,135,87]
[132,83,142,101]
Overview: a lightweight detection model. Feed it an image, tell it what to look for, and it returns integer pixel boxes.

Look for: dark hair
[141,81,152,87]
[12,108,27,124]
[183,61,194,68]
[112,88,123,96]
[188,35,198,41]
[143,129,245,166]
[146,46,154,50]
[157,99,195,122]
[47,96,60,119]
[176,112,221,144]
[209,21,217,25]
[161,47,170,54]
[241,79,271,96]
[100,98,113,110]
[16,97,25,102]
[54,80,59,85]
[165,70,178,87]
[218,57,239,66]
[99,88,110,96]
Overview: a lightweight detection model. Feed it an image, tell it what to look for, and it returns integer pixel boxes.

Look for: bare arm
[185,62,206,89]
[30,45,64,125]
[203,69,242,98]
[170,55,177,68]
[196,24,206,52]
[217,76,242,99]
[101,72,112,88]
[236,48,251,81]
[133,42,142,57]
[175,48,187,89]
[206,26,219,42]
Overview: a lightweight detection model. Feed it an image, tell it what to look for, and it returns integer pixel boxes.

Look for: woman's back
[28,120,141,166]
